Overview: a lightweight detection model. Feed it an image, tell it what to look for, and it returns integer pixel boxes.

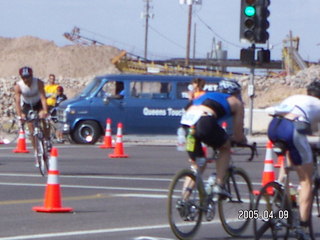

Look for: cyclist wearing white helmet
[180,78,246,197]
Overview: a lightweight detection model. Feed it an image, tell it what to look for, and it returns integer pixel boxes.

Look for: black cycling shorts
[186,116,229,160]
[22,100,43,116]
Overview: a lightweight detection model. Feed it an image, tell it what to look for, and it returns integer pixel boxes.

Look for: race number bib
[180,109,202,126]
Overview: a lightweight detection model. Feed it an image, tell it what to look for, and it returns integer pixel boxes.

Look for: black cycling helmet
[217,79,241,95]
[307,79,320,98]
[19,66,33,78]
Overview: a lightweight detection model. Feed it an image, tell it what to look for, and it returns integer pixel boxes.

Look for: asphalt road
[0,140,311,240]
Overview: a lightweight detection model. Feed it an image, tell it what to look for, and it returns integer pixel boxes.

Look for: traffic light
[240,0,257,43]
[240,0,270,44]
[255,0,270,43]
[240,47,255,65]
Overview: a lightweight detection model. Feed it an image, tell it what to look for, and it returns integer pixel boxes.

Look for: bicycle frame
[254,143,320,239]
[27,110,50,176]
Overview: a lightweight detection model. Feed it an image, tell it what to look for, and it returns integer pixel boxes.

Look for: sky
[1,0,320,63]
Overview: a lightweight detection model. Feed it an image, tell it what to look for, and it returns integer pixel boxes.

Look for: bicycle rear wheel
[218,167,254,237]
[167,169,205,240]
[0,119,19,144]
[253,181,290,240]
[34,136,49,176]
[309,179,320,240]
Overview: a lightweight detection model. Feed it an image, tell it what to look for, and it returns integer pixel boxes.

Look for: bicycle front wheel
[253,181,290,240]
[34,136,49,176]
[218,167,254,237]
[167,168,205,240]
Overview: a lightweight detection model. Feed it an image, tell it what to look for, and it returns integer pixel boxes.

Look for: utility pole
[192,23,197,59]
[142,0,153,59]
[179,0,202,66]
[185,3,192,66]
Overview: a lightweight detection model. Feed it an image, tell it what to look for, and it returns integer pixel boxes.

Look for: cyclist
[181,78,246,197]
[266,80,320,238]
[14,66,51,155]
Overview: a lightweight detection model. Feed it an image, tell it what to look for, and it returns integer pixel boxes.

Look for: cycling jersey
[267,94,320,165]
[17,78,41,105]
[192,92,231,118]
[279,95,320,133]
[183,92,233,160]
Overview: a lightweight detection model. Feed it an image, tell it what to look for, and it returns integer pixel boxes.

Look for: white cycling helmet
[217,79,241,95]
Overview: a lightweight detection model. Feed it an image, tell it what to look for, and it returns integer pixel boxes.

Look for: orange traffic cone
[13,128,29,153]
[253,141,275,195]
[274,155,285,168]
[33,148,73,213]
[109,123,128,158]
[99,118,113,149]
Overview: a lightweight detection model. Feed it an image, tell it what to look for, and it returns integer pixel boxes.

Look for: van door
[93,80,126,131]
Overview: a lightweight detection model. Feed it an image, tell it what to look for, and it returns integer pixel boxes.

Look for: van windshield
[79,78,103,97]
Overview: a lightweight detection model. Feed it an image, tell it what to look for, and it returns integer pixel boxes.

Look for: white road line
[0,173,171,181]
[0,173,263,186]
[0,220,223,240]
[0,224,170,240]
[0,182,168,192]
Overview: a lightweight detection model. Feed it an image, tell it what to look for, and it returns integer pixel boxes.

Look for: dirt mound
[0,36,121,78]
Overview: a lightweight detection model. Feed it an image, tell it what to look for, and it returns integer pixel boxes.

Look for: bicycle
[167,151,254,240]
[27,110,51,176]
[253,141,320,240]
[0,108,20,144]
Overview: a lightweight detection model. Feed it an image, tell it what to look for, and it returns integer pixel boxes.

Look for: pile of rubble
[236,64,320,108]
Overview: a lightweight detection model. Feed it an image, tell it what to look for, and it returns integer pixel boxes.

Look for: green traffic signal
[244,6,256,17]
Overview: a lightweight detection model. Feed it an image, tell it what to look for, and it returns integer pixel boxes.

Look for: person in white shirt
[266,80,320,237]
[14,66,50,152]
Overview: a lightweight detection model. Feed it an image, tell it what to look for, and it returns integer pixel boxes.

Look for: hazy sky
[1,0,319,62]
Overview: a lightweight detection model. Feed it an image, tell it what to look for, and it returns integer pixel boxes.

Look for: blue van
[57,74,227,144]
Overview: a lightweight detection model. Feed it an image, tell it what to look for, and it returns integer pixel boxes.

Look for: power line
[195,13,243,49]
[148,24,185,49]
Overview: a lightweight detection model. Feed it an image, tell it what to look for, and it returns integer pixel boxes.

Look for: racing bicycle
[167,152,254,239]
[27,110,51,176]
[253,141,320,240]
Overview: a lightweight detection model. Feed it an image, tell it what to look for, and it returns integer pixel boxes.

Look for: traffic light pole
[248,44,255,136]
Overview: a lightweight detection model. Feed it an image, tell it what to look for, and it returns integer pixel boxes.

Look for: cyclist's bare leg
[181,159,206,199]
[216,140,231,185]
[26,122,35,151]
[296,162,313,222]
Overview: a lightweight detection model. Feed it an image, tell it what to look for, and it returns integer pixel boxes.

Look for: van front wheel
[72,121,101,144]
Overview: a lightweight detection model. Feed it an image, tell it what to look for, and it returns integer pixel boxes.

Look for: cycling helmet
[57,86,64,92]
[307,79,320,98]
[19,66,33,78]
[217,79,241,95]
